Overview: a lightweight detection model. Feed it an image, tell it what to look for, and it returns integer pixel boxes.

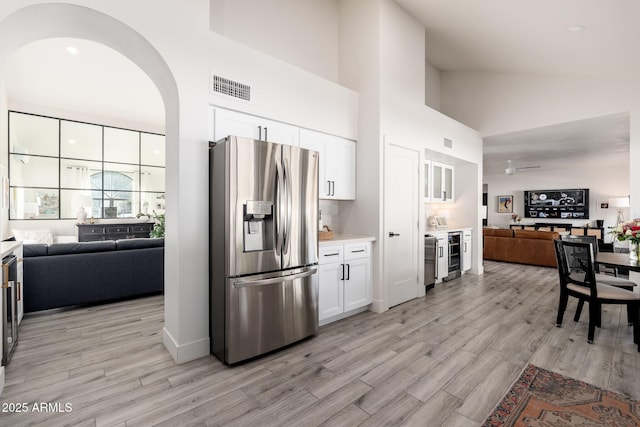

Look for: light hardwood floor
[1,261,639,426]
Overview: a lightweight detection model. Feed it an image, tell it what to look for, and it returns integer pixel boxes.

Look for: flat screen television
[524,188,589,219]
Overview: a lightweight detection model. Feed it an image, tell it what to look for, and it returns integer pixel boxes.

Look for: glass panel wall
[8,111,165,220]
[60,120,102,160]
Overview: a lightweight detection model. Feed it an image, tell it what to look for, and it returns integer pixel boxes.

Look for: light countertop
[425,226,472,235]
[319,234,376,246]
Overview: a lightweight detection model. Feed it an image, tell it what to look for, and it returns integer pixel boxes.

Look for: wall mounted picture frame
[498,195,513,213]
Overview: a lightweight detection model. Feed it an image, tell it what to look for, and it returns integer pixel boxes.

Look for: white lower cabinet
[462,229,472,272]
[318,241,372,325]
[434,232,449,283]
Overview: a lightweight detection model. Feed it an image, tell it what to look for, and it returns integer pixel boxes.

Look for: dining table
[595,252,640,273]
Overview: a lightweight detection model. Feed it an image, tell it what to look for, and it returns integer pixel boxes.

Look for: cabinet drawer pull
[350,249,365,253]
[324,252,340,257]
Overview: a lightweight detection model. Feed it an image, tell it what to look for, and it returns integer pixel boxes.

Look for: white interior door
[384,143,419,308]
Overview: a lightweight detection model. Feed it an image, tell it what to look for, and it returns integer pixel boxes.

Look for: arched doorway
[0,3,180,361]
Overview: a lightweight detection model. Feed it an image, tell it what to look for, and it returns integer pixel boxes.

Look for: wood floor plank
[279,380,371,427]
[454,359,522,422]
[400,390,462,426]
[1,260,639,426]
[319,403,370,427]
[405,350,477,402]
[355,354,439,415]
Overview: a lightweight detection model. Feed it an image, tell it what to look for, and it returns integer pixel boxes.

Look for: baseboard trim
[370,298,386,313]
[319,306,370,326]
[162,327,210,365]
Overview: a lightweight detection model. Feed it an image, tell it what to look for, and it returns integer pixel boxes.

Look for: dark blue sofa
[23,238,164,313]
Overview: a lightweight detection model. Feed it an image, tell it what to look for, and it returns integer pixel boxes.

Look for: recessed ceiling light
[66,46,79,55]
[153,150,160,155]
[567,25,585,32]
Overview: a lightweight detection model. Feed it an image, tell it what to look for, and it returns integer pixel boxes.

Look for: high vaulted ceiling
[396,0,633,174]
[482,112,629,176]
[396,0,640,77]
[1,3,632,175]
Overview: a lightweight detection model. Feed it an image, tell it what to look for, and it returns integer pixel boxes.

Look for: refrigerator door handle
[233,268,317,288]
[275,158,285,255]
[283,157,293,255]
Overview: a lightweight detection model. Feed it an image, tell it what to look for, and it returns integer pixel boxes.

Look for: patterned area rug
[483,364,640,426]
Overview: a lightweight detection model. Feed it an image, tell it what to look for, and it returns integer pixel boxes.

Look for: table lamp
[609,196,630,226]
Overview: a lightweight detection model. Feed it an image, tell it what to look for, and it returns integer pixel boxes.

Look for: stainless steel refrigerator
[209,135,319,364]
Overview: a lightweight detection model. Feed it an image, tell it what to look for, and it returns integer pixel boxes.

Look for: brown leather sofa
[483,228,559,267]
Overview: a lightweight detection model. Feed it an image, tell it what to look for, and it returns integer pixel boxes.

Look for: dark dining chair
[553,239,639,351]
[561,234,637,325]
[560,235,636,286]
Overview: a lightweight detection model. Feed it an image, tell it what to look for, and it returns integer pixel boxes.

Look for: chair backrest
[553,239,597,296]
[560,234,599,255]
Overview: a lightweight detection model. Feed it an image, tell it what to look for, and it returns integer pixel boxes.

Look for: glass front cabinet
[424,159,454,203]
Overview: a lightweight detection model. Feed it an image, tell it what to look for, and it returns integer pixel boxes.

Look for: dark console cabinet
[77,222,154,242]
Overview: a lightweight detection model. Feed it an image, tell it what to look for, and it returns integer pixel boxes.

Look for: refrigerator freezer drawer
[224,267,318,364]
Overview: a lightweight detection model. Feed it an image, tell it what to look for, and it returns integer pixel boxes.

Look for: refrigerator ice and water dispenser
[243,200,274,252]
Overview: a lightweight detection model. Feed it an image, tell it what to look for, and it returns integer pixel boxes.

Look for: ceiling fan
[505,160,541,175]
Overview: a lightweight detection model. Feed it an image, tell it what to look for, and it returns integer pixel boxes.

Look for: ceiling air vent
[444,137,453,149]
[210,74,251,102]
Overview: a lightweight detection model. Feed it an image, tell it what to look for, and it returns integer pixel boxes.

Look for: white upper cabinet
[429,161,455,203]
[213,108,299,146]
[213,108,355,200]
[298,129,326,195]
[299,129,355,200]
[327,137,356,200]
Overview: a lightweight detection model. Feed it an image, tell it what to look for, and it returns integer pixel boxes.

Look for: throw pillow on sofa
[12,228,54,245]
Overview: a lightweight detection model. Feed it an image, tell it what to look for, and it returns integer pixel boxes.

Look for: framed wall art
[498,195,513,213]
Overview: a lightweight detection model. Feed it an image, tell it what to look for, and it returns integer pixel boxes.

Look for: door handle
[341,264,345,280]
[346,263,350,280]
[264,127,268,141]
[233,268,317,288]
[326,180,331,197]
[258,125,263,140]
[389,232,400,237]
[439,246,444,257]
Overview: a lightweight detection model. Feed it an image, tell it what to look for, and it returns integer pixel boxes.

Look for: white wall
[0,0,358,371]
[441,71,639,136]
[338,0,383,309]
[210,0,340,83]
[484,165,627,242]
[440,70,639,220]
[378,0,483,279]
[340,0,483,312]
[0,77,8,239]
[425,59,440,111]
